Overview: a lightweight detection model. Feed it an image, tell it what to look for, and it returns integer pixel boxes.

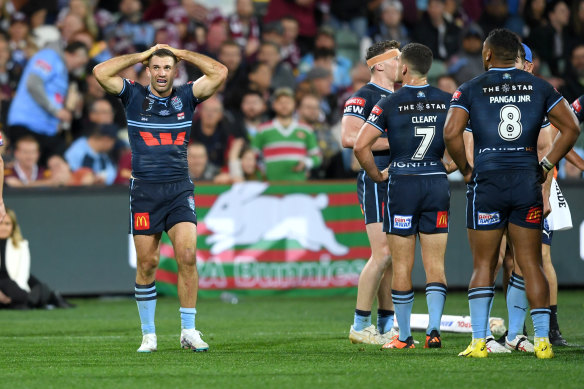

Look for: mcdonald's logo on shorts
[436,211,448,228]
[134,212,150,230]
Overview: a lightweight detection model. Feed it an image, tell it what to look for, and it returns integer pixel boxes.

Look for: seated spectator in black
[187,142,219,181]
[412,0,461,62]
[523,0,547,37]
[217,40,249,113]
[436,74,458,94]
[0,34,23,130]
[560,44,584,103]
[4,136,67,188]
[64,124,118,186]
[257,40,296,91]
[0,209,73,310]
[190,96,245,172]
[528,0,574,77]
[447,24,485,84]
[369,0,411,46]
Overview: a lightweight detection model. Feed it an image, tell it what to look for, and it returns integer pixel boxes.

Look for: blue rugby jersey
[451,67,562,173]
[118,79,200,182]
[570,95,584,123]
[343,82,392,169]
[366,84,451,175]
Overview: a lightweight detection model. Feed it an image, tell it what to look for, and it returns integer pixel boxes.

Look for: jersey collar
[147,85,173,100]
[402,84,430,88]
[368,82,393,93]
[488,66,516,72]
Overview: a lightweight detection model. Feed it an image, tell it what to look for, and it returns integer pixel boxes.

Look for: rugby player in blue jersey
[93,44,227,352]
[342,40,401,345]
[443,29,579,359]
[354,43,456,349]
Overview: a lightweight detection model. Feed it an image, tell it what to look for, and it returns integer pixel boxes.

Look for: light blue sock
[425,283,447,334]
[485,284,495,337]
[135,282,157,335]
[180,307,197,330]
[468,287,494,339]
[377,309,395,334]
[531,308,551,338]
[353,309,371,331]
[392,289,414,341]
[506,273,528,339]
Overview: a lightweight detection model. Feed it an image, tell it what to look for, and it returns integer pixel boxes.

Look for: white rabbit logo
[204,182,350,256]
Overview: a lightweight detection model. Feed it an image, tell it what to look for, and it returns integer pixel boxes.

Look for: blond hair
[6,209,23,249]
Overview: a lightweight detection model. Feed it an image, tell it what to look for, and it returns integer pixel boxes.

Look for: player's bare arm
[537,126,555,217]
[543,99,580,175]
[161,45,227,100]
[93,45,161,94]
[341,115,389,151]
[0,154,5,222]
[444,107,472,182]
[354,123,387,182]
[441,149,458,174]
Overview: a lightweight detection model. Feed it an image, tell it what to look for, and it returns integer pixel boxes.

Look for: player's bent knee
[176,247,197,267]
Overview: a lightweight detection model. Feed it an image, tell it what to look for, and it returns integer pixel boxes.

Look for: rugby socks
[506,272,528,340]
[485,284,495,337]
[549,305,560,331]
[179,307,197,330]
[531,308,551,338]
[353,309,371,332]
[468,286,494,339]
[426,283,447,334]
[377,309,395,335]
[135,282,157,335]
[392,289,414,341]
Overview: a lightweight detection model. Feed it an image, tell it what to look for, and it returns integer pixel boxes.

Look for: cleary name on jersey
[366,84,451,175]
[343,82,392,169]
[451,67,562,173]
[118,78,200,182]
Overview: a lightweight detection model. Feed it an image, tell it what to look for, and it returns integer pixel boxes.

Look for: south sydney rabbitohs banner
[141,181,371,296]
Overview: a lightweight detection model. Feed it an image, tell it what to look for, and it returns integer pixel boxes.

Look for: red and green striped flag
[156,181,369,297]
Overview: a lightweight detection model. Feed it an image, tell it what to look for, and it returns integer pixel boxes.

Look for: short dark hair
[65,41,89,54]
[401,43,433,75]
[366,40,400,61]
[485,28,521,63]
[148,48,178,66]
[314,48,335,61]
[15,135,39,149]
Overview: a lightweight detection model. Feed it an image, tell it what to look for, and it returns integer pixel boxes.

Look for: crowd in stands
[1,0,584,187]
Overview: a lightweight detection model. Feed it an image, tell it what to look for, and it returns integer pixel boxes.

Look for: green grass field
[1,290,583,389]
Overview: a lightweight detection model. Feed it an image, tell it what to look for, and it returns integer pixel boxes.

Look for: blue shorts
[129,178,197,235]
[384,174,450,236]
[357,169,387,225]
[466,170,543,230]
[542,218,553,246]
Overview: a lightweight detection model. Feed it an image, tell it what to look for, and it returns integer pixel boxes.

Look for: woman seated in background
[0,209,74,309]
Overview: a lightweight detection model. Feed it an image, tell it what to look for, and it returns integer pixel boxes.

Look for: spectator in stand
[560,44,584,104]
[239,146,263,181]
[252,87,321,182]
[571,0,584,43]
[447,23,484,84]
[227,0,260,60]
[83,70,127,129]
[369,0,411,47]
[523,0,547,37]
[297,93,343,179]
[298,27,352,93]
[305,66,336,125]
[4,135,67,187]
[238,90,268,140]
[327,0,376,39]
[7,41,89,165]
[217,40,248,113]
[0,208,74,310]
[187,142,219,181]
[56,0,99,39]
[261,20,284,47]
[58,13,87,46]
[257,41,295,90]
[190,96,245,172]
[436,74,458,94]
[7,12,35,67]
[558,148,584,180]
[105,0,155,54]
[0,34,23,130]
[64,124,118,186]
[247,62,273,102]
[280,16,301,70]
[528,0,574,77]
[413,0,461,62]
[337,62,372,120]
[263,0,319,55]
